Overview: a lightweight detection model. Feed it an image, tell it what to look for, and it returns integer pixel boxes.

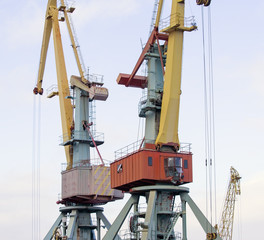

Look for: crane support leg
[141,190,157,240]
[96,212,121,240]
[181,197,187,240]
[181,193,222,240]
[43,213,63,240]
[103,195,139,240]
[104,186,221,239]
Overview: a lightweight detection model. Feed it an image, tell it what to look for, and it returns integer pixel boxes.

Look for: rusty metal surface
[110,149,193,192]
[116,73,147,89]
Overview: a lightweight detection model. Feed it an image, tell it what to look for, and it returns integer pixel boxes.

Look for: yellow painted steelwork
[217,167,241,240]
[155,0,164,28]
[35,0,108,169]
[36,0,73,169]
[60,0,88,84]
[155,0,196,149]
[93,166,114,196]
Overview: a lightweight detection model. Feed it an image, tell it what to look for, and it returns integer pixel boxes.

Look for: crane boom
[117,0,196,151]
[155,0,164,28]
[218,167,241,240]
[35,0,73,168]
[33,0,108,169]
[35,0,54,94]
[155,0,186,150]
[61,0,88,84]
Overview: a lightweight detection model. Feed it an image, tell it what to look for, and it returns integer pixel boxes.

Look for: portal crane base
[103,185,222,240]
[44,205,120,240]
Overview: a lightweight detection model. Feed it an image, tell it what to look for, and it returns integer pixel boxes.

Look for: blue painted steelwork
[139,44,165,145]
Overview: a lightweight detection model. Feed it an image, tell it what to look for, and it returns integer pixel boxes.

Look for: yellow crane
[104,1,225,240]
[33,0,108,170]
[217,167,241,240]
[33,1,123,239]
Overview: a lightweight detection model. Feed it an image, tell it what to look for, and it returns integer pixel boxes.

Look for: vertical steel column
[73,87,90,167]
[181,196,187,240]
[97,211,121,240]
[141,190,157,240]
[97,216,101,240]
[66,210,77,239]
[62,214,67,237]
[144,48,164,144]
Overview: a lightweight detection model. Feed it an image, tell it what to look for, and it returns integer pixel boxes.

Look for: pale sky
[0,0,264,239]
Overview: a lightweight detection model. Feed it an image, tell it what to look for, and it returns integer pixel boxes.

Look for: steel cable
[32,95,41,240]
[201,4,217,234]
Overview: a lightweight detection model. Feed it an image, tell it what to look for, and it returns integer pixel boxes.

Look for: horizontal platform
[131,184,190,194]
[60,131,104,147]
[117,73,147,89]
[61,139,104,147]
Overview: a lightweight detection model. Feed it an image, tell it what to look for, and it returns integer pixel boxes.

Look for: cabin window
[164,157,183,182]
[184,159,188,169]
[148,157,153,166]
[117,164,123,173]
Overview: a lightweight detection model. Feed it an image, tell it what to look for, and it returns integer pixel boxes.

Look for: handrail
[159,14,196,30]
[115,139,192,160]
[61,158,111,171]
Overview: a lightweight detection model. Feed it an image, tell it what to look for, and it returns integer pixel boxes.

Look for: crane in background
[33,0,123,239]
[103,1,221,240]
[217,167,241,240]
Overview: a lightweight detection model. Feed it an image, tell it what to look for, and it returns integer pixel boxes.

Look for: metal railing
[61,158,111,171]
[115,139,145,160]
[159,14,196,30]
[115,139,192,160]
[86,73,104,84]
[138,91,159,116]
[46,84,73,98]
[179,142,192,153]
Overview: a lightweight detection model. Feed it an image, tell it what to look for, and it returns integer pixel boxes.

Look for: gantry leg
[141,190,157,240]
[103,195,139,240]
[97,211,121,240]
[181,197,187,240]
[181,193,222,240]
[43,213,63,240]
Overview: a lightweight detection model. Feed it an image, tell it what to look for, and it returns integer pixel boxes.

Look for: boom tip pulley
[196,0,211,7]
[33,87,43,95]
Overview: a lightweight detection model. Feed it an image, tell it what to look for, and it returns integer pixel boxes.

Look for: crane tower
[34,0,123,239]
[103,1,220,240]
